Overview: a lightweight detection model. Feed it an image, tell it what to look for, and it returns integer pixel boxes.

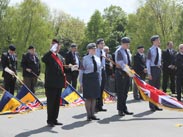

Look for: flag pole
[30,71,42,82]
[0,85,6,93]
[4,68,43,106]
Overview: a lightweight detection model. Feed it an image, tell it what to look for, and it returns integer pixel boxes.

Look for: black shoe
[47,122,55,127]
[124,111,134,115]
[118,111,125,116]
[91,116,100,120]
[54,122,63,125]
[87,117,92,121]
[98,108,107,112]
[156,108,163,111]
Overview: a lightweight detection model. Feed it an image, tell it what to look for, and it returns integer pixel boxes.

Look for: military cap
[28,45,34,49]
[86,43,96,49]
[137,45,144,49]
[71,43,77,48]
[121,37,130,43]
[96,38,104,44]
[150,35,159,42]
[9,45,16,51]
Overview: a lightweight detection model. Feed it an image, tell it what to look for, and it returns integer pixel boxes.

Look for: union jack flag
[133,74,183,111]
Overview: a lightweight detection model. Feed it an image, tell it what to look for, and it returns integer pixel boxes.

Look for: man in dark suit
[133,46,147,100]
[21,46,41,93]
[65,43,80,89]
[42,39,66,127]
[162,41,176,94]
[1,45,17,95]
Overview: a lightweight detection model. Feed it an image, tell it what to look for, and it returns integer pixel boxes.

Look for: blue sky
[10,0,140,23]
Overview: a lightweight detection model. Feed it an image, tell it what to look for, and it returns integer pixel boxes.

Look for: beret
[9,45,16,51]
[137,45,144,49]
[121,37,130,43]
[86,43,96,49]
[150,35,159,42]
[71,43,77,48]
[28,45,34,49]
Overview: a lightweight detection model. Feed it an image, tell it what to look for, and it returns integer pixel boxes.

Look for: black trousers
[4,77,16,95]
[149,67,161,110]
[176,76,183,101]
[66,71,79,89]
[45,87,62,124]
[162,69,175,94]
[115,70,130,112]
[96,69,106,109]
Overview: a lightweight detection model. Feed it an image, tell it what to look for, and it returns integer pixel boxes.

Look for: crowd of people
[0,35,183,126]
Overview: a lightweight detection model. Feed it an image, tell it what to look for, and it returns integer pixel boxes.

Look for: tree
[103,5,127,52]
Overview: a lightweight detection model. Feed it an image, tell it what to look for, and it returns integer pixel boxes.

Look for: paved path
[1,94,183,137]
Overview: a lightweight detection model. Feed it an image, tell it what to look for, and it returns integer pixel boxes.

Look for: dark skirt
[83,72,100,99]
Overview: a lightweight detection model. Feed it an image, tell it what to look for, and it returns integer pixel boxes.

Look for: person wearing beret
[146,35,163,111]
[133,46,147,100]
[42,39,66,127]
[162,41,176,94]
[65,43,80,89]
[79,43,101,121]
[95,38,107,112]
[1,45,17,95]
[115,37,134,116]
[21,46,41,93]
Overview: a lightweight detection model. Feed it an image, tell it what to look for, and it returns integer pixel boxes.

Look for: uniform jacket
[1,52,17,78]
[162,49,176,71]
[42,51,65,88]
[21,52,41,77]
[65,51,80,73]
[133,52,146,76]
[175,53,183,77]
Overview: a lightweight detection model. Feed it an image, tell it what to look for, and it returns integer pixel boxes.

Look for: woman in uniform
[79,43,101,121]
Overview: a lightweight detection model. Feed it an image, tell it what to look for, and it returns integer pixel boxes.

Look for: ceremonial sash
[51,53,66,87]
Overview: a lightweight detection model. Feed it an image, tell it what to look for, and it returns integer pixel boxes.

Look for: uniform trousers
[4,76,16,95]
[115,69,130,112]
[149,67,161,110]
[45,87,62,124]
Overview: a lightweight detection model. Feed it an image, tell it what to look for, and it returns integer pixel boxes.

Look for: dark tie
[125,49,131,66]
[100,50,102,62]
[92,56,97,72]
[154,48,159,65]
[73,52,76,64]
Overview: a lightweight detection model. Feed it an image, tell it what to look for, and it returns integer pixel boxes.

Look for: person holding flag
[115,37,134,116]
[1,45,17,95]
[42,39,66,127]
[21,46,41,93]
[79,43,101,121]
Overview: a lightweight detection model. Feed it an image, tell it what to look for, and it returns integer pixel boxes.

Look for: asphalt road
[1,94,183,137]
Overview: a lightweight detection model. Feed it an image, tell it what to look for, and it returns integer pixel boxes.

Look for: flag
[133,74,183,111]
[16,85,43,109]
[102,89,116,103]
[61,85,85,106]
[0,91,29,114]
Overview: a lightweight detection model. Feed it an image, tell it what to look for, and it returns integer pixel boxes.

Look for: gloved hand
[4,67,15,76]
[26,68,32,72]
[123,65,135,77]
[50,43,58,53]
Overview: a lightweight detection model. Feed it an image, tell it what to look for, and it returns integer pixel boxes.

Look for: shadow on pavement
[133,110,154,117]
[62,120,89,130]
[98,115,123,124]
[15,126,58,137]
[72,113,86,119]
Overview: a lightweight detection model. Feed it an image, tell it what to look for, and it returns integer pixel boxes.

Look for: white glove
[4,67,15,76]
[71,65,79,71]
[123,65,134,77]
[50,43,58,52]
